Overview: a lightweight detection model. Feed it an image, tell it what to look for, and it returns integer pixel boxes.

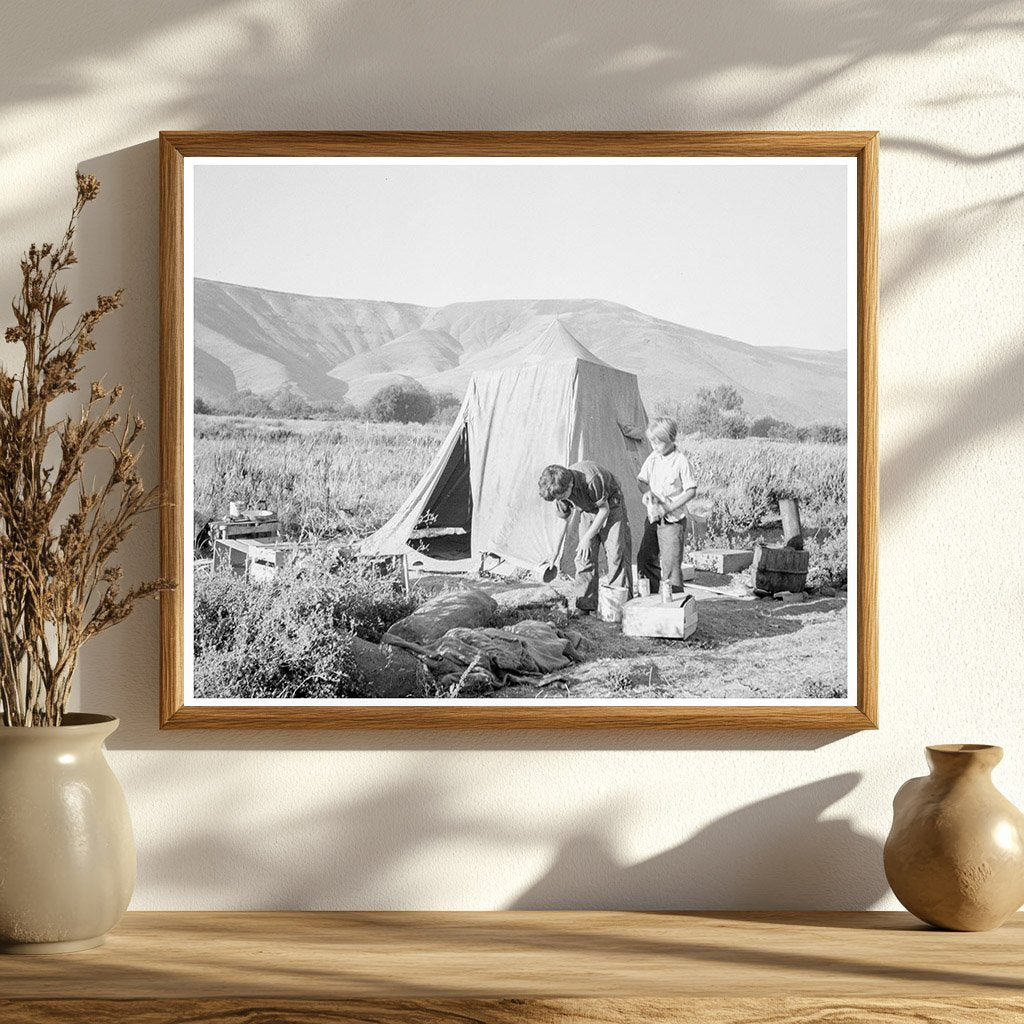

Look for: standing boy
[538,462,633,615]
[637,417,697,593]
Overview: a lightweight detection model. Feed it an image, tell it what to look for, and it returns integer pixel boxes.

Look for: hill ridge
[193,279,846,424]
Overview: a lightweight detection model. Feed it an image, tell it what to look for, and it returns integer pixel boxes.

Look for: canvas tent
[361,318,651,576]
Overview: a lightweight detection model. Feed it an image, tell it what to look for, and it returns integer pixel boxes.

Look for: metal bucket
[598,585,630,623]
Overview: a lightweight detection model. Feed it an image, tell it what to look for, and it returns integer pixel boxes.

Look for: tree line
[194,381,461,425]
[197,380,846,443]
[656,384,847,444]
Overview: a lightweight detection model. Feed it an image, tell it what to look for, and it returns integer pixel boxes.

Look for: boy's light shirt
[638,449,697,524]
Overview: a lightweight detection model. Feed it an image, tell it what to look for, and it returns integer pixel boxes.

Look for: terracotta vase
[0,714,135,953]
[884,744,1024,931]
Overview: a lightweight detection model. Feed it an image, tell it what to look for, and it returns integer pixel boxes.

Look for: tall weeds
[192,547,416,699]
[193,416,449,539]
[682,436,848,586]
[0,176,169,725]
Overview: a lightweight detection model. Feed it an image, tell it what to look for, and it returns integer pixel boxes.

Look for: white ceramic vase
[0,713,135,953]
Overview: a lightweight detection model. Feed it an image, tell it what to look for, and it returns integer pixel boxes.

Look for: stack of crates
[207,511,283,578]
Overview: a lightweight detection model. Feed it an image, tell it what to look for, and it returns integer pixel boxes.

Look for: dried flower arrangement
[0,174,171,726]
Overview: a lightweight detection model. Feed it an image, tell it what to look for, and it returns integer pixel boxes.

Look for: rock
[383,586,498,647]
[820,585,837,598]
[777,590,807,604]
[490,584,565,612]
[349,637,424,698]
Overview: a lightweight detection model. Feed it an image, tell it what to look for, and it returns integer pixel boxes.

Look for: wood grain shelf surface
[1,911,1022,1022]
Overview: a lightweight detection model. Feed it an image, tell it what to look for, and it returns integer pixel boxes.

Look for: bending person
[538,462,633,615]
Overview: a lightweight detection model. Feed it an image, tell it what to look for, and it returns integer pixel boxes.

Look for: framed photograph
[159,131,877,730]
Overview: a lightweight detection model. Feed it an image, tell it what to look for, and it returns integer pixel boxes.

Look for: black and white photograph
[177,148,862,712]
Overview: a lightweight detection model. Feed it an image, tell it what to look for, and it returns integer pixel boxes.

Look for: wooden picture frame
[160,131,878,730]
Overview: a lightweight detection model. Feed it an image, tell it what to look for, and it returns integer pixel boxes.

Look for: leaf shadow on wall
[510,773,887,910]
[125,760,1023,988]
[882,335,1024,512]
[62,0,1023,754]
[128,760,886,912]
[4,0,1015,125]
[1,0,1019,247]
[1,0,1017,923]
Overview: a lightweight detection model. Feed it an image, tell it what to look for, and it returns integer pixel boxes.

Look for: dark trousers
[574,503,633,611]
[637,517,687,590]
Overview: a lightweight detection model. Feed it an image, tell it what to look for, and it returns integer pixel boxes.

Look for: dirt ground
[460,572,848,701]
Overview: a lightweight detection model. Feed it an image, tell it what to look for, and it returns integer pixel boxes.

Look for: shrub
[750,418,846,444]
[749,415,787,438]
[717,410,749,439]
[673,385,749,438]
[685,434,846,538]
[365,382,435,424]
[193,563,351,700]
[429,390,462,424]
[767,421,798,441]
[192,548,417,699]
[809,422,847,444]
[197,388,360,421]
[267,385,311,418]
[234,390,270,417]
[804,532,848,589]
[308,398,360,420]
[682,434,848,586]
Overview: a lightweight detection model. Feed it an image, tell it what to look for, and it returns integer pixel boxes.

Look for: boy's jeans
[574,503,633,611]
[637,517,687,590]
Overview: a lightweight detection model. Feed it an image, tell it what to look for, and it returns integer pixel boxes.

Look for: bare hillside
[194,279,846,423]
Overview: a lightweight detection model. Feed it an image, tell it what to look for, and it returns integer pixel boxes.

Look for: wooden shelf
[1,911,1022,1022]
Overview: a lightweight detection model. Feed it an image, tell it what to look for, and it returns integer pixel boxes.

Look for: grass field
[192,415,849,699]
[194,414,847,555]
[194,416,450,539]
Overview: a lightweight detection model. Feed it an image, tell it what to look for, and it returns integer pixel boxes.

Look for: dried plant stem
[0,173,172,726]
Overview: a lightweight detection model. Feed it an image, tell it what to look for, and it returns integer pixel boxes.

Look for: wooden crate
[621,594,698,639]
[212,538,299,580]
[691,548,754,574]
[248,542,301,582]
[208,516,279,543]
[212,538,252,574]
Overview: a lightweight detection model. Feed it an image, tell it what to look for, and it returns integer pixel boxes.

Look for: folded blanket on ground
[383,619,585,694]
[383,587,498,646]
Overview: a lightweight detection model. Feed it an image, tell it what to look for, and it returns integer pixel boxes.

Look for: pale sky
[192,159,851,350]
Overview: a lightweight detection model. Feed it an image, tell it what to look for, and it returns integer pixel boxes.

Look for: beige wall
[2,1,1021,909]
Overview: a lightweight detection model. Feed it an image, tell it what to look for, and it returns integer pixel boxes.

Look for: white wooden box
[691,549,753,574]
[621,594,698,639]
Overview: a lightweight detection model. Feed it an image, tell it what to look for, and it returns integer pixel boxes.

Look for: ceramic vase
[884,744,1024,931]
[0,714,135,953]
